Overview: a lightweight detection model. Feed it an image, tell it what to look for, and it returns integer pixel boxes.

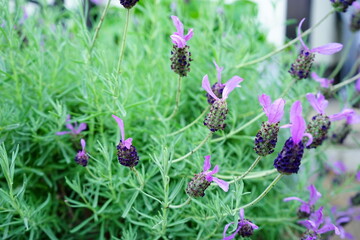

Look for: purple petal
[239,208,245,220]
[213,60,224,84]
[203,155,211,171]
[355,78,360,93]
[112,115,125,142]
[171,16,184,36]
[299,204,311,215]
[212,177,229,192]
[291,116,306,144]
[283,197,307,204]
[308,185,321,206]
[298,220,316,231]
[184,28,193,41]
[329,109,355,121]
[56,131,71,135]
[303,133,313,146]
[311,207,324,228]
[74,123,87,134]
[170,34,186,48]
[353,1,360,9]
[123,138,133,149]
[222,76,243,100]
[356,171,360,182]
[290,101,303,123]
[306,93,328,114]
[207,165,219,175]
[311,72,333,88]
[332,161,347,175]
[268,98,285,124]
[311,43,343,55]
[248,222,259,230]
[336,216,351,225]
[202,75,219,101]
[258,94,272,116]
[347,113,360,125]
[81,139,86,151]
[317,223,339,235]
[222,222,240,240]
[280,124,292,129]
[297,18,309,51]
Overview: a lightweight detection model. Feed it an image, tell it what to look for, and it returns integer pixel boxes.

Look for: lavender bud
[204,99,228,132]
[119,0,139,9]
[330,0,355,12]
[350,11,360,32]
[238,220,255,237]
[206,82,225,105]
[254,122,280,156]
[75,151,89,167]
[170,45,192,77]
[306,114,331,149]
[117,140,139,168]
[186,173,211,198]
[273,138,305,174]
[331,123,351,144]
[289,50,315,80]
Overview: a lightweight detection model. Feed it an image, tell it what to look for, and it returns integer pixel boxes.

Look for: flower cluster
[206,61,225,105]
[56,115,87,136]
[222,209,258,240]
[75,139,89,167]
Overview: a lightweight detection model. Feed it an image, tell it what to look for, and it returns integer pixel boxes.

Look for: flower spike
[75,139,89,167]
[56,115,87,136]
[222,209,258,240]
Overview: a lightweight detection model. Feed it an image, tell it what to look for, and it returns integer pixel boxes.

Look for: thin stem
[235,9,335,69]
[229,156,262,184]
[168,197,191,209]
[173,132,213,163]
[89,0,112,54]
[131,167,144,187]
[116,9,131,74]
[165,76,183,121]
[331,72,360,92]
[328,35,355,79]
[165,106,210,137]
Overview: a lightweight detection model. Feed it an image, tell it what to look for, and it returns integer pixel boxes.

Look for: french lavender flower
[186,155,229,198]
[222,209,259,240]
[203,75,243,132]
[330,109,360,144]
[284,185,321,218]
[170,16,193,77]
[206,61,225,105]
[350,2,360,31]
[119,0,139,9]
[56,115,87,136]
[254,94,285,156]
[112,115,139,168]
[299,207,340,240]
[289,18,343,80]
[311,72,333,88]
[330,206,360,239]
[330,0,356,12]
[75,139,89,167]
[273,101,313,174]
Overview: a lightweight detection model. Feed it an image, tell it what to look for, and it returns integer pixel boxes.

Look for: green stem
[228,156,262,184]
[331,72,360,92]
[116,9,131,74]
[173,132,212,163]
[235,9,335,69]
[131,167,144,187]
[165,106,209,137]
[165,76,183,121]
[168,197,191,209]
[89,0,112,54]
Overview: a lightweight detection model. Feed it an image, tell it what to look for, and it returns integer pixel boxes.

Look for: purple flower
[186,155,229,198]
[56,115,87,136]
[329,109,357,123]
[202,74,243,102]
[258,94,285,124]
[356,171,360,182]
[311,72,334,88]
[355,78,360,92]
[332,161,347,175]
[206,61,225,105]
[298,19,343,55]
[222,209,259,240]
[112,115,139,168]
[120,0,139,9]
[90,0,104,5]
[299,207,340,240]
[75,139,89,167]
[284,185,321,218]
[330,206,360,239]
[170,16,193,49]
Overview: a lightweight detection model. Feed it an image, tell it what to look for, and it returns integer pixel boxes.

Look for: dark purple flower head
[284,185,321,218]
[186,155,229,198]
[75,139,89,167]
[311,72,334,88]
[112,115,139,168]
[299,207,340,239]
[330,0,356,12]
[56,115,87,136]
[170,16,193,49]
[119,0,139,9]
[202,74,243,102]
[258,94,285,124]
[222,209,259,240]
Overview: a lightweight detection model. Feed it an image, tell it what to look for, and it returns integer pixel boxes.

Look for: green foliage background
[0,0,358,239]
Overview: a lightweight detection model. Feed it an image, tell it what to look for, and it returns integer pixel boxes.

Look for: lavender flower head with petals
[119,0,139,9]
[350,2,360,31]
[311,72,334,88]
[186,155,229,198]
[206,61,225,105]
[284,184,321,218]
[254,94,285,156]
[112,115,139,168]
[222,209,258,240]
[203,74,243,132]
[330,206,360,239]
[331,109,359,144]
[299,207,340,240]
[170,16,193,77]
[274,101,313,174]
[330,0,356,12]
[289,18,343,80]
[75,139,89,167]
[56,115,87,136]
